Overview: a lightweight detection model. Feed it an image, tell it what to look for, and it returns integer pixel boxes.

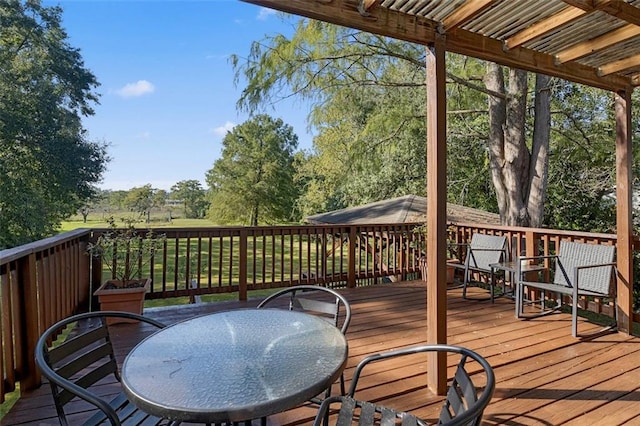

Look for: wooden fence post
[19,252,40,390]
[347,226,356,288]
[239,229,248,301]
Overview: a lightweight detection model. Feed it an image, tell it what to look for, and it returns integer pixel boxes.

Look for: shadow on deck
[5,281,640,425]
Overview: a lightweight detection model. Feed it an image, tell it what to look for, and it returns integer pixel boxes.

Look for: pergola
[240,0,638,393]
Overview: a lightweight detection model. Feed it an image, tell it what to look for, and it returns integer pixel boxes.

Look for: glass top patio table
[121,308,349,424]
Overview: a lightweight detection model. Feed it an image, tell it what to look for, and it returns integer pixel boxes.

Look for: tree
[206,115,299,226]
[170,180,207,219]
[0,0,108,248]
[233,18,627,231]
[125,185,155,223]
[484,65,551,227]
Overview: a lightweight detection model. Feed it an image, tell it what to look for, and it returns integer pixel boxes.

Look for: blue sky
[47,1,311,191]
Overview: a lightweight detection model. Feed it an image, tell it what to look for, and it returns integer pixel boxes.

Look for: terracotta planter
[94,278,150,323]
[419,258,459,284]
[447,259,460,284]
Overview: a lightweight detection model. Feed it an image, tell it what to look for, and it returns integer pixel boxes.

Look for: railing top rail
[0,228,93,265]
[451,222,617,240]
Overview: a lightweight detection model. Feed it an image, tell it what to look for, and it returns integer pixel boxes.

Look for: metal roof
[241,0,640,91]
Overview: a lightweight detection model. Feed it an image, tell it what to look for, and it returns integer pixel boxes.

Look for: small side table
[489,261,546,308]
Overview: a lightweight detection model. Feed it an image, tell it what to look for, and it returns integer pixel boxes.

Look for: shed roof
[305,194,501,225]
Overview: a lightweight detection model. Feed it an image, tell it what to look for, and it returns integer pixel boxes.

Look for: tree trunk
[484,63,509,224]
[528,74,551,227]
[504,67,530,226]
[484,64,550,227]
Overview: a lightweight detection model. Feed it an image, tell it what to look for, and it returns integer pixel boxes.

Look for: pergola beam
[505,6,586,49]
[242,0,633,91]
[555,24,640,64]
[440,0,498,32]
[599,53,640,76]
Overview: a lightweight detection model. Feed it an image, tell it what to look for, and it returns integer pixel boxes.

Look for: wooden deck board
[4,281,640,425]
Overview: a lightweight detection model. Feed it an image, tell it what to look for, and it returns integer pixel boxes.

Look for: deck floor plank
[4,282,640,425]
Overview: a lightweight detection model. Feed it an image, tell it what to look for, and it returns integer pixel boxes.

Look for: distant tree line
[85,181,209,223]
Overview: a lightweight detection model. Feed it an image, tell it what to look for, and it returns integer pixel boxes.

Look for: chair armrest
[518,254,557,262]
[575,262,617,271]
[572,262,617,297]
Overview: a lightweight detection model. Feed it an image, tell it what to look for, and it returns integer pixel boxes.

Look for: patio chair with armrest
[453,233,508,302]
[257,285,352,397]
[312,344,495,426]
[35,311,169,426]
[516,240,617,338]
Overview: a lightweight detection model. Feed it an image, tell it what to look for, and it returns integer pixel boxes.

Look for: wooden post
[19,253,40,390]
[426,39,447,395]
[239,229,248,301]
[615,89,634,335]
[347,226,357,287]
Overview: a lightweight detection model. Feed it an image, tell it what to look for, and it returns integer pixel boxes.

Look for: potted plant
[88,216,165,321]
[413,224,459,284]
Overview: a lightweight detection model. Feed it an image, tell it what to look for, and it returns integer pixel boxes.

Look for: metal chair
[257,285,352,396]
[457,234,508,302]
[35,311,168,426]
[516,240,617,338]
[312,344,495,426]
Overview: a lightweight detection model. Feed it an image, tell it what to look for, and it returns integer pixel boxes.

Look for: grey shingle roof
[305,195,500,225]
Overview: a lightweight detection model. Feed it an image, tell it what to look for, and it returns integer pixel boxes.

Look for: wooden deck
[5,281,640,425]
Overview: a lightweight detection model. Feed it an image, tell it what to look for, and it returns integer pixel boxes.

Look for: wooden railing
[90,224,425,300]
[1,221,639,404]
[0,229,92,402]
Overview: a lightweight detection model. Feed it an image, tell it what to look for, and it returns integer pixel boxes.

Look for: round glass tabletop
[122,308,348,423]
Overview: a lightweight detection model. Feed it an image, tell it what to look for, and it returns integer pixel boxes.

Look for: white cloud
[116,80,155,98]
[257,7,275,21]
[212,121,236,137]
[137,131,151,140]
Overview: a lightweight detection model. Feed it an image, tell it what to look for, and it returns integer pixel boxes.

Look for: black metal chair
[257,285,352,397]
[457,234,508,302]
[35,311,168,426]
[312,344,495,426]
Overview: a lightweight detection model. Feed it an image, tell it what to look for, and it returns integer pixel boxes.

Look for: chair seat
[515,241,616,337]
[519,280,606,297]
[35,311,169,426]
[313,344,495,426]
[320,396,428,426]
[83,392,165,426]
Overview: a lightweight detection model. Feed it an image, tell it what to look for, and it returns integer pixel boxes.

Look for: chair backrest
[257,285,351,334]
[553,241,616,295]
[340,344,495,426]
[466,234,508,271]
[35,311,166,426]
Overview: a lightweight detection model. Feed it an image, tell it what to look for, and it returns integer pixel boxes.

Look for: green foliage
[206,114,300,225]
[543,82,634,232]
[125,185,156,222]
[87,216,166,283]
[170,179,208,218]
[0,0,108,249]
[233,19,626,231]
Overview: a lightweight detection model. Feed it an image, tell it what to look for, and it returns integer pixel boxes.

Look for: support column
[426,39,447,395]
[615,89,634,335]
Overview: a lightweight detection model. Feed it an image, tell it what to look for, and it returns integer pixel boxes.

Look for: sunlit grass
[59,217,217,232]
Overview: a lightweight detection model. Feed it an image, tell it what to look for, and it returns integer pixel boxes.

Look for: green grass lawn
[59,217,218,232]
